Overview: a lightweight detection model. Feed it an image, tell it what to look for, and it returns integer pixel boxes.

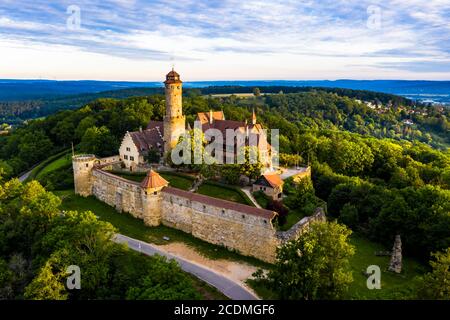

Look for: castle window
[124,155,128,160]
[153,191,157,195]
[170,197,173,204]
[130,156,134,161]
[126,147,130,151]
[242,215,245,219]
[264,220,267,224]
[85,164,89,167]
[203,205,206,211]
[222,209,225,214]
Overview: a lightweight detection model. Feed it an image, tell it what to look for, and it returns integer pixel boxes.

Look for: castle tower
[163,68,185,156]
[72,155,97,197]
[140,169,169,226]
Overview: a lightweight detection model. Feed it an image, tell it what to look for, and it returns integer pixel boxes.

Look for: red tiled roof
[197,111,225,124]
[162,187,277,220]
[201,119,245,133]
[129,126,163,155]
[140,170,169,189]
[262,173,283,188]
[146,120,164,131]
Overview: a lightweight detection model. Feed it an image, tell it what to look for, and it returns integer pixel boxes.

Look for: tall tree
[418,248,450,300]
[24,259,68,300]
[264,221,354,300]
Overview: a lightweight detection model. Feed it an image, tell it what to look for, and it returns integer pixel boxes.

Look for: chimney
[251,108,257,125]
[209,110,213,124]
[139,126,142,132]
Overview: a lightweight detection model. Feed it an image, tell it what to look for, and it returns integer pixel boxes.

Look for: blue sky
[0,0,449,80]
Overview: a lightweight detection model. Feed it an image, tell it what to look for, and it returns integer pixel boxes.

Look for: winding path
[19,168,33,182]
[113,234,259,300]
[241,187,262,208]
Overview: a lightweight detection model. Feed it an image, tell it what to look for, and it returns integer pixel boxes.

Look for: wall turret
[140,169,168,226]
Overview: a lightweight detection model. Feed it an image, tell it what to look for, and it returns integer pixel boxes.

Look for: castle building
[252,173,284,200]
[119,69,272,170]
[196,108,271,168]
[73,153,325,263]
[73,70,325,263]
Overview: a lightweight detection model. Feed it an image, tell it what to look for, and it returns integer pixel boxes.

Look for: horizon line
[1,78,450,82]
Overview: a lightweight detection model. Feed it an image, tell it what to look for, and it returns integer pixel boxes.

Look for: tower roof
[140,169,169,189]
[164,68,182,84]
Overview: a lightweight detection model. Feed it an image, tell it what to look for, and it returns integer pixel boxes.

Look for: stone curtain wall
[92,169,145,219]
[161,190,279,262]
[97,155,121,165]
[276,208,326,243]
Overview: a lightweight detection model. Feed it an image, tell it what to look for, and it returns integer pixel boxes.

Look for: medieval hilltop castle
[72,69,323,263]
[118,68,272,171]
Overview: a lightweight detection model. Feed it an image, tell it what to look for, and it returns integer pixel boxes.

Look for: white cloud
[0,0,449,80]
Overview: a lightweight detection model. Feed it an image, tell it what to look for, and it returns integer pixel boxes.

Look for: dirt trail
[156,242,259,288]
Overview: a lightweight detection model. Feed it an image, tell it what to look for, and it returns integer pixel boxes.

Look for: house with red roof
[252,173,284,200]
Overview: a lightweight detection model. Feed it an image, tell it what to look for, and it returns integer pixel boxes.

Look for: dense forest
[2,85,445,127]
[0,89,449,266]
[0,179,210,299]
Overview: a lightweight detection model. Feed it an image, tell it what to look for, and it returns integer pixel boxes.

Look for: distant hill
[0,80,162,101]
[1,79,449,104]
[0,85,415,122]
[1,79,449,125]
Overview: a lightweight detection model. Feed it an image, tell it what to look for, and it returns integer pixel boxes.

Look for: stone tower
[140,169,168,226]
[388,234,402,273]
[72,154,96,197]
[163,68,185,156]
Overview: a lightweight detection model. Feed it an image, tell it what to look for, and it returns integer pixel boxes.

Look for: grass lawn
[25,149,71,182]
[36,153,72,179]
[197,182,254,206]
[55,190,269,269]
[252,191,270,208]
[346,234,425,299]
[253,191,305,231]
[159,172,194,190]
[278,210,306,231]
[112,171,253,206]
[112,172,145,183]
[247,234,425,300]
[187,273,229,300]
